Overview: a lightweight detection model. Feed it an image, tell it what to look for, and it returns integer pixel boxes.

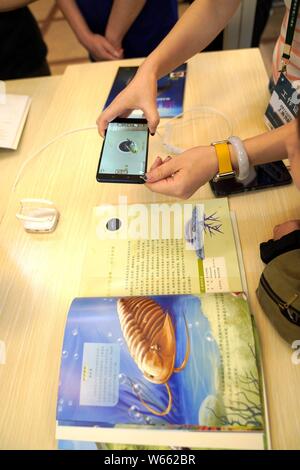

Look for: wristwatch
[211,140,236,183]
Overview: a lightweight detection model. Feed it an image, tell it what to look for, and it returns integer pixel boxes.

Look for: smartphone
[210,161,292,197]
[96,117,149,184]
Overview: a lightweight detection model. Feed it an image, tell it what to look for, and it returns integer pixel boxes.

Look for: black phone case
[96,118,149,184]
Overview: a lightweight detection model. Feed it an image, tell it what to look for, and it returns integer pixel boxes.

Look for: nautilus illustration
[117,297,190,416]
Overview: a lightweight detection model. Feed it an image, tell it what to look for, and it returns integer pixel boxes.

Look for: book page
[56,293,265,449]
[80,198,242,296]
[0,94,31,149]
[201,293,264,428]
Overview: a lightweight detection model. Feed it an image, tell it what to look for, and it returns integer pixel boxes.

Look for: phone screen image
[97,119,149,183]
[210,161,292,197]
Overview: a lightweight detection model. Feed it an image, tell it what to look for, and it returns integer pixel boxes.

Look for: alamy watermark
[92,196,222,259]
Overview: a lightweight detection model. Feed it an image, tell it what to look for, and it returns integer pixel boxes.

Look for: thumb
[97,103,131,137]
[146,157,178,182]
[142,103,160,135]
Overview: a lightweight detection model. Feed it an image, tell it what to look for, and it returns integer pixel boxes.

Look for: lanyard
[281,0,300,72]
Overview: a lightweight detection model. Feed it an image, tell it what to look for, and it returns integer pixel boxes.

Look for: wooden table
[0,76,61,222]
[0,49,299,450]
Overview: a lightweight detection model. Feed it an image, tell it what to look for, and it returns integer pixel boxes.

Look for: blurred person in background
[98,0,300,136]
[57,0,178,61]
[0,0,50,80]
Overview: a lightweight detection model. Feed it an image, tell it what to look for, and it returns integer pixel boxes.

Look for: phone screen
[97,119,149,183]
[210,161,292,197]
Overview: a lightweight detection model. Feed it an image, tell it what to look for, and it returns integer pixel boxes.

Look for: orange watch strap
[213,142,233,174]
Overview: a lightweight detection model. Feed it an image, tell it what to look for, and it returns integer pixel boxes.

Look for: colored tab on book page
[199,257,229,294]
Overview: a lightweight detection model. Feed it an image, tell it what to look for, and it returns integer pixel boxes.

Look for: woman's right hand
[145,146,218,199]
[97,63,160,137]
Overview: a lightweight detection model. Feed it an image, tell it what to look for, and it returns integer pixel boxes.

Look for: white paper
[0,94,31,150]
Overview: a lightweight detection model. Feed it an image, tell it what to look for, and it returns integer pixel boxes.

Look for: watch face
[213,171,236,183]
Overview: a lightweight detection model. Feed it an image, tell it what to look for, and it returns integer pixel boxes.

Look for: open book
[57,197,269,449]
[80,198,242,297]
[0,94,31,150]
[56,293,267,450]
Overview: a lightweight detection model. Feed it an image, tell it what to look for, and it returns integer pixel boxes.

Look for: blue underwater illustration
[57,295,221,428]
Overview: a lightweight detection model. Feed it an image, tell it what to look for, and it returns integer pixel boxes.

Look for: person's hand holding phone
[146,146,218,199]
[97,63,160,137]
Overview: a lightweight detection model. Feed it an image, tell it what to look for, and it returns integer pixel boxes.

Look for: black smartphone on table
[210,161,292,197]
[96,117,149,184]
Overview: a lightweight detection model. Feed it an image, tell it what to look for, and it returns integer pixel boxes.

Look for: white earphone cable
[1,106,232,227]
[12,125,98,192]
[0,125,98,227]
[12,106,232,191]
[156,106,233,154]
